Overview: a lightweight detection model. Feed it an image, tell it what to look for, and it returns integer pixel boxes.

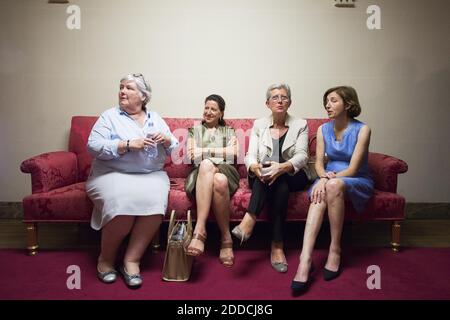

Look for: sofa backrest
[69,116,98,182]
[69,116,328,182]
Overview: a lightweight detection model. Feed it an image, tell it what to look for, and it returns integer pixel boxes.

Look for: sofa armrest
[20,151,78,194]
[368,152,408,193]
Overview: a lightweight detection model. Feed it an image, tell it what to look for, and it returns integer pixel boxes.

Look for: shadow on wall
[370,57,450,199]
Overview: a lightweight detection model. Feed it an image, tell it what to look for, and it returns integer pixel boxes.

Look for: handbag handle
[167,210,177,241]
[167,210,193,241]
[186,210,192,235]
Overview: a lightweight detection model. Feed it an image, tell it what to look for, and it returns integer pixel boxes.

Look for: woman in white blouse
[86,74,178,288]
[232,83,310,273]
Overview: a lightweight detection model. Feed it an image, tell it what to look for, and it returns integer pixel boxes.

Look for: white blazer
[244,113,311,178]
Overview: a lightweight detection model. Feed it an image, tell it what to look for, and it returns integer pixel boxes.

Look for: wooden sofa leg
[151,229,160,253]
[26,223,39,256]
[390,221,401,253]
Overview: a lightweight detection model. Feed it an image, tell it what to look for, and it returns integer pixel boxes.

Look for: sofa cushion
[23,182,93,222]
[165,178,405,221]
[22,178,405,223]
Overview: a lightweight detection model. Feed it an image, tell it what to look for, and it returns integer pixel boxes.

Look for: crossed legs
[234,177,290,265]
[324,180,345,272]
[187,160,234,263]
[212,173,234,265]
[293,179,345,282]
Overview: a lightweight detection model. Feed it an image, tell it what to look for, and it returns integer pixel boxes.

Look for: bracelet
[126,140,130,153]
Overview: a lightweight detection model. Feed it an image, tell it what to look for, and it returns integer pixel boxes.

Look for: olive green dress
[184,124,240,199]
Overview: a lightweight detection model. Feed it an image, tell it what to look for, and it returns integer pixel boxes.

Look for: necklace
[205,127,217,143]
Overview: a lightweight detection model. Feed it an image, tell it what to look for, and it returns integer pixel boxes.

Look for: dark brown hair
[323,86,361,118]
[204,94,226,126]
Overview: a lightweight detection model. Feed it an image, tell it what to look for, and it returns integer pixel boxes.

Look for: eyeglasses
[269,95,290,102]
[133,73,149,90]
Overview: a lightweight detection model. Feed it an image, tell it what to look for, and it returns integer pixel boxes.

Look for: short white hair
[120,74,152,108]
[266,83,291,101]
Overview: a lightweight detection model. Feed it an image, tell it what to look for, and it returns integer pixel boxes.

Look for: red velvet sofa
[20,116,408,255]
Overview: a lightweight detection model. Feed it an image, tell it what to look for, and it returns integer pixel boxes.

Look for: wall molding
[0,202,23,219]
[405,203,450,219]
[1,202,449,220]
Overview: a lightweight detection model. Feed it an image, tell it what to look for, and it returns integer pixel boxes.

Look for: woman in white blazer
[232,83,311,273]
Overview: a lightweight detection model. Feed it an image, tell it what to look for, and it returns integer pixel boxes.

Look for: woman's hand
[310,178,328,204]
[261,161,284,186]
[152,132,171,148]
[130,137,156,151]
[250,163,263,182]
[324,171,337,179]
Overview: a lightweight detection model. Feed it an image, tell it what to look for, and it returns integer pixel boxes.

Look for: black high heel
[323,264,342,281]
[291,263,315,296]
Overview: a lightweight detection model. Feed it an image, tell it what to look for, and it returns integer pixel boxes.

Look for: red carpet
[1,247,449,300]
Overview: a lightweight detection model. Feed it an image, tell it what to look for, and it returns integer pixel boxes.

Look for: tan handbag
[162,210,193,282]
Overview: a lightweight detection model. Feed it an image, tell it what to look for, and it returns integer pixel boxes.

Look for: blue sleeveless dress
[309,120,374,213]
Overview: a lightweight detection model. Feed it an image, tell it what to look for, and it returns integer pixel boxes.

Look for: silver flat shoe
[120,265,143,288]
[97,269,118,283]
[231,226,251,245]
[271,260,288,273]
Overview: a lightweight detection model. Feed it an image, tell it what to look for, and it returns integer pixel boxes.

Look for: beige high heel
[186,232,207,256]
[219,241,234,267]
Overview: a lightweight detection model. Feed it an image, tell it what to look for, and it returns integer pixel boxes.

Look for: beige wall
[1,0,449,202]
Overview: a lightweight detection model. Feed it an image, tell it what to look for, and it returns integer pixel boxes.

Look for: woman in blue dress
[291,86,374,295]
